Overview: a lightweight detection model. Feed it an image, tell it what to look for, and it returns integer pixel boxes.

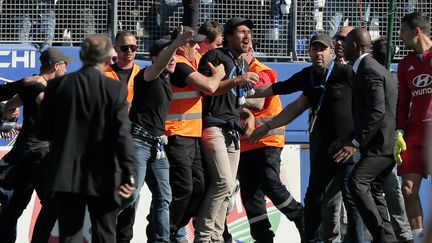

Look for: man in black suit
[331,28,398,242]
[38,34,137,243]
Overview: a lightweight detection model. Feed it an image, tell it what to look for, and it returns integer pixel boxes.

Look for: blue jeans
[127,137,172,243]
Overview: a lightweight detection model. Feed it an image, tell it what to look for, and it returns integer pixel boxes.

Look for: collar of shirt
[352,53,369,74]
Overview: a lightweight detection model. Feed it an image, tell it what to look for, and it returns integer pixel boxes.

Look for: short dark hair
[401,12,431,34]
[372,37,396,65]
[115,30,136,43]
[198,21,223,43]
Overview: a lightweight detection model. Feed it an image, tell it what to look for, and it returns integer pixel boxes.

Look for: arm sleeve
[271,70,305,95]
[170,63,195,88]
[396,66,411,130]
[37,80,57,140]
[252,70,272,88]
[355,72,386,146]
[198,50,221,78]
[0,80,25,101]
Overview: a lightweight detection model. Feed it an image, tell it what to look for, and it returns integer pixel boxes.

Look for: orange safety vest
[165,54,203,137]
[104,63,140,103]
[241,59,285,152]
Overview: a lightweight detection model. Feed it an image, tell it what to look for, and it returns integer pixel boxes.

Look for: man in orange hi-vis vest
[104,30,141,105]
[238,42,304,242]
[163,26,225,243]
[104,30,142,243]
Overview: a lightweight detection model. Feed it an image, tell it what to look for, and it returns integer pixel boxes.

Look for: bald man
[334,26,354,64]
[331,28,398,242]
[320,25,365,243]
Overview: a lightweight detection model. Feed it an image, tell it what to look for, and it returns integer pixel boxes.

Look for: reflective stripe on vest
[165,54,202,137]
[172,90,201,99]
[165,112,202,121]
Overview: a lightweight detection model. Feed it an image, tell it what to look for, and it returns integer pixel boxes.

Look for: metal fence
[294,0,432,60]
[0,0,431,60]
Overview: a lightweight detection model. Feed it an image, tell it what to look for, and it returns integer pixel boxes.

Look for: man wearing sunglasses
[105,31,143,243]
[105,30,141,105]
[320,25,359,243]
[334,26,354,65]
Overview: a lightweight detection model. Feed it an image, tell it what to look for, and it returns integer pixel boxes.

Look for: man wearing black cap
[194,17,259,243]
[250,33,357,242]
[0,47,73,243]
[165,26,226,243]
[124,27,193,243]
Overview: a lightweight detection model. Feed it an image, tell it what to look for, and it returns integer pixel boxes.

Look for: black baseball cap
[171,26,206,43]
[40,47,74,66]
[149,37,173,57]
[310,33,333,48]
[224,17,254,35]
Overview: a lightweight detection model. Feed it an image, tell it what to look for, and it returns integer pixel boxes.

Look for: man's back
[40,66,135,204]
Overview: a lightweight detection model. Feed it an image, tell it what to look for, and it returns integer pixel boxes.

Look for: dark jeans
[348,155,397,243]
[304,150,362,243]
[165,135,205,240]
[55,192,119,243]
[238,146,302,242]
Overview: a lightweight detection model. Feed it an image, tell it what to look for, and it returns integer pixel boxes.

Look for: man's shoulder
[201,48,228,61]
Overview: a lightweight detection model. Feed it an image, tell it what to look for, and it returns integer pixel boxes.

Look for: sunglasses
[334,35,346,42]
[119,45,138,52]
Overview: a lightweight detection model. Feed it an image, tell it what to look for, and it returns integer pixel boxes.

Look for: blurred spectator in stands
[198,20,223,55]
[182,0,199,28]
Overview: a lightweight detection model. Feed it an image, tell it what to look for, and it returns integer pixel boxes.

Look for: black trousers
[116,200,138,243]
[0,144,53,243]
[238,146,302,242]
[348,155,397,243]
[55,192,119,243]
[165,135,205,238]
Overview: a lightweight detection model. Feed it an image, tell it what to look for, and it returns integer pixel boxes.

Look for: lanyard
[223,47,248,106]
[223,47,245,76]
[309,61,334,133]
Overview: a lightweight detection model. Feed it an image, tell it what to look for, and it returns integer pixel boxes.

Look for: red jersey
[397,50,432,144]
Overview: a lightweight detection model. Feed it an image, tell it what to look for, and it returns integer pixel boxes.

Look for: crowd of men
[0,9,431,243]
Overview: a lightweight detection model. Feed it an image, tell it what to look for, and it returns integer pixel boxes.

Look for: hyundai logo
[412,74,432,88]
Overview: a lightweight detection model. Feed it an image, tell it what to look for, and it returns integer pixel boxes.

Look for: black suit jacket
[39,66,137,205]
[353,55,397,157]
